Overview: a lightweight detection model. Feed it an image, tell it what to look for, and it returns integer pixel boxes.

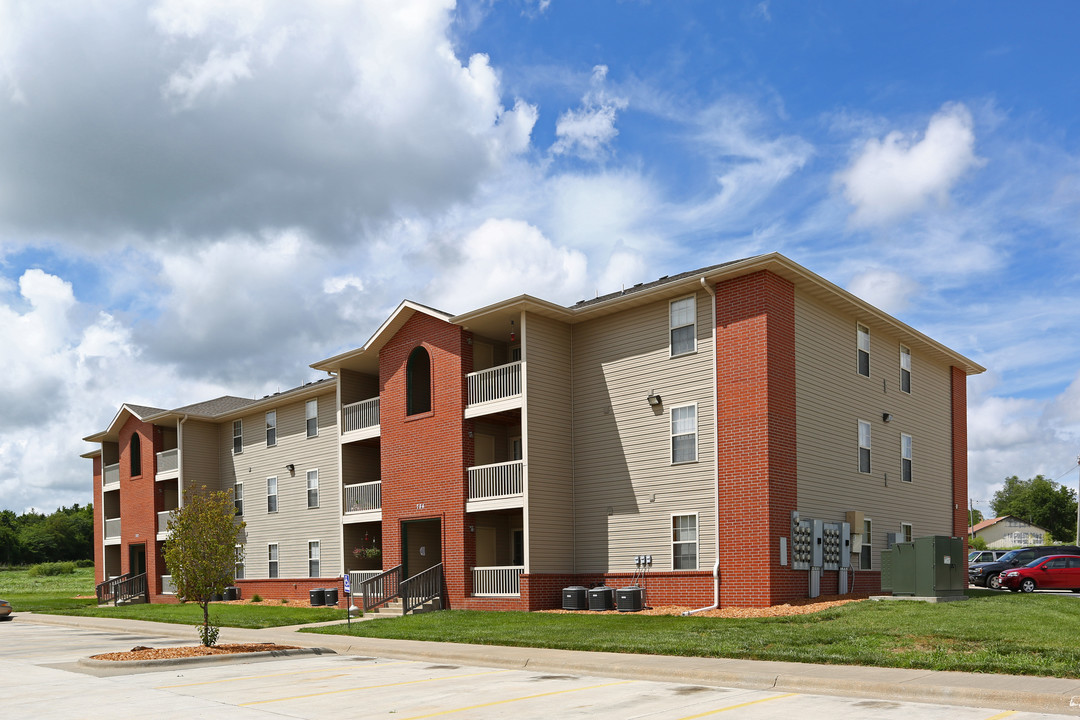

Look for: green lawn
[0,566,98,612]
[304,590,1080,678]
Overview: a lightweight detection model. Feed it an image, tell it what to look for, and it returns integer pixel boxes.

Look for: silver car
[0,599,11,620]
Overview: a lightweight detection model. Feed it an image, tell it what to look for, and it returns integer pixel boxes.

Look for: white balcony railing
[105,517,121,538]
[344,481,381,514]
[342,397,380,433]
[156,448,178,474]
[157,510,175,534]
[468,460,523,501]
[103,463,120,487]
[161,575,176,595]
[467,361,521,406]
[472,566,523,596]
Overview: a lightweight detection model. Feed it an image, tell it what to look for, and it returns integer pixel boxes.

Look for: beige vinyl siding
[524,312,574,573]
[570,289,715,573]
[794,291,953,561]
[222,390,342,578]
[180,420,222,492]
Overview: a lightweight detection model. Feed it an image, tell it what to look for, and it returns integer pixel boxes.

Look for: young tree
[163,487,245,646]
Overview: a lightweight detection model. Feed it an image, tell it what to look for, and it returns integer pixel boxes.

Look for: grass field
[0,566,98,612]
[304,590,1080,678]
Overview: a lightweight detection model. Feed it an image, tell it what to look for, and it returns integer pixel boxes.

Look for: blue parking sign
[343,574,351,594]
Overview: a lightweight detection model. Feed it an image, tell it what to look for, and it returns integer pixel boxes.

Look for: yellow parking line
[156,661,413,689]
[675,692,798,718]
[396,680,633,719]
[981,712,1016,720]
[238,668,511,706]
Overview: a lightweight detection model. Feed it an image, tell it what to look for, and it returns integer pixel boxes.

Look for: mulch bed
[540,594,870,618]
[90,643,299,661]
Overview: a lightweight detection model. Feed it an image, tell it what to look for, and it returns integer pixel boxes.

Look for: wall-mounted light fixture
[285,463,296,474]
[882,413,893,423]
[647,392,662,407]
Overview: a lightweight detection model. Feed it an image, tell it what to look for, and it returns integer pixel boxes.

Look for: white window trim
[860,518,873,570]
[233,419,243,455]
[671,512,699,571]
[670,402,698,465]
[901,433,913,483]
[234,481,244,516]
[857,323,870,377]
[266,410,277,447]
[901,522,913,543]
[268,543,279,579]
[899,345,911,394]
[308,540,321,578]
[306,469,319,509]
[267,476,278,514]
[669,295,697,357]
[858,419,872,474]
[306,399,318,438]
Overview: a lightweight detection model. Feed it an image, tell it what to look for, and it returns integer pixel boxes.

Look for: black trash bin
[562,586,588,610]
[323,587,339,606]
[223,586,239,601]
[587,586,614,611]
[210,592,224,602]
[616,586,643,612]
[309,587,325,606]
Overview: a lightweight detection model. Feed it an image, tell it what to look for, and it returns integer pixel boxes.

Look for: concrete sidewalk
[18,612,1080,716]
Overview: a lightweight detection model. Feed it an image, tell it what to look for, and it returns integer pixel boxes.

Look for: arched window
[406,346,432,415]
[129,433,142,476]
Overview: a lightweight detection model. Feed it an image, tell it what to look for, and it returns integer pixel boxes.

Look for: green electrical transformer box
[885,535,965,597]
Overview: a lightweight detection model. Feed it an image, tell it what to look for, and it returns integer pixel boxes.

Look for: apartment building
[84,253,983,609]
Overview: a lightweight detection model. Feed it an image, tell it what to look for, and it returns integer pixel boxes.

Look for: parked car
[969,545,1080,589]
[968,549,1008,564]
[0,599,11,620]
[999,555,1080,593]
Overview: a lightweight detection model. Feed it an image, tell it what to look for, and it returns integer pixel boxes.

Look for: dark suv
[969,545,1080,589]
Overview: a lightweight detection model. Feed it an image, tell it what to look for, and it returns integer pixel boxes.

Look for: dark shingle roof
[171,396,261,417]
[570,257,752,309]
[125,403,166,418]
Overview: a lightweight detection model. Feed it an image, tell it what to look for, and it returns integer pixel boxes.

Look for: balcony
[466,460,523,512]
[343,480,381,522]
[472,566,523,596]
[103,463,120,487]
[161,574,176,595]
[341,397,380,442]
[465,361,522,418]
[155,448,178,479]
[157,510,176,539]
[104,517,121,541]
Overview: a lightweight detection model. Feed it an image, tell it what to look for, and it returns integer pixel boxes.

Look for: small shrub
[251,593,263,603]
[75,559,95,568]
[281,598,289,604]
[197,623,220,647]
[969,536,988,551]
[27,561,77,577]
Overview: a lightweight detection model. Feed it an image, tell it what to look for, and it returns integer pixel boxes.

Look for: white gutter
[684,278,720,616]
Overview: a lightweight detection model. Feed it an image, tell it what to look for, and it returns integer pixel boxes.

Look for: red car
[1000,555,1080,593]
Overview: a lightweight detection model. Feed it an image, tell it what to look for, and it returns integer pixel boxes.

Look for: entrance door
[401,519,442,579]
[129,543,146,576]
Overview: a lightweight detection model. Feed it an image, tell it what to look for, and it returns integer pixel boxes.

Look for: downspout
[684,277,720,615]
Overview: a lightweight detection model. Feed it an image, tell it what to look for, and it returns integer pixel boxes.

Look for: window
[406,346,432,415]
[232,420,243,454]
[234,544,245,580]
[899,345,911,393]
[234,482,244,516]
[308,540,320,577]
[858,420,871,473]
[268,543,279,579]
[901,522,913,543]
[860,519,872,570]
[267,476,278,513]
[901,433,912,483]
[670,296,696,356]
[671,404,697,463]
[307,469,319,508]
[265,411,277,446]
[129,433,142,476]
[306,399,318,437]
[672,514,698,570]
[857,324,870,377]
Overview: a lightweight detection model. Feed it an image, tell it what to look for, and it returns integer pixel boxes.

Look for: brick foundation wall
[520,572,715,610]
[714,271,801,608]
[236,577,348,604]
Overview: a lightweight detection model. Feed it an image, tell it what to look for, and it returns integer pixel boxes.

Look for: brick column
[951,366,969,565]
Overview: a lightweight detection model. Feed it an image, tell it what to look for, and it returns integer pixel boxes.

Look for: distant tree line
[0,504,94,566]
[991,475,1078,543]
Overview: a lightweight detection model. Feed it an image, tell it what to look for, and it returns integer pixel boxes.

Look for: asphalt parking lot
[3,619,1078,719]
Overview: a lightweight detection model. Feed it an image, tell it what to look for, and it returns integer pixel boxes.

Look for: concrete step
[369,597,442,616]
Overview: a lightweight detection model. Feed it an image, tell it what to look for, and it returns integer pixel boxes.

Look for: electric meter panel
[791,514,814,571]
[822,521,842,570]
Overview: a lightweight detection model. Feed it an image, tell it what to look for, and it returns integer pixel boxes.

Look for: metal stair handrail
[400,563,444,614]
[96,571,136,605]
[113,572,148,605]
[361,565,402,613]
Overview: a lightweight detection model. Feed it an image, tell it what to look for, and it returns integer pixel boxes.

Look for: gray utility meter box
[883,535,965,597]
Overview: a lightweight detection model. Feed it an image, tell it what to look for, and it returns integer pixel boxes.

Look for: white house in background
[969,515,1050,548]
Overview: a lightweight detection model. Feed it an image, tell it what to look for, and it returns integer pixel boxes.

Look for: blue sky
[0,0,1077,516]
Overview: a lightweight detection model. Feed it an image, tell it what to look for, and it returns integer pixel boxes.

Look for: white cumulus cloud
[552,65,628,160]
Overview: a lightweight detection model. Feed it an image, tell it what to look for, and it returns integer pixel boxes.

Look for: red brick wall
[92,456,103,586]
[951,366,970,570]
[520,572,715,611]
[379,311,472,609]
[236,577,347,604]
[714,271,801,608]
[118,415,159,585]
